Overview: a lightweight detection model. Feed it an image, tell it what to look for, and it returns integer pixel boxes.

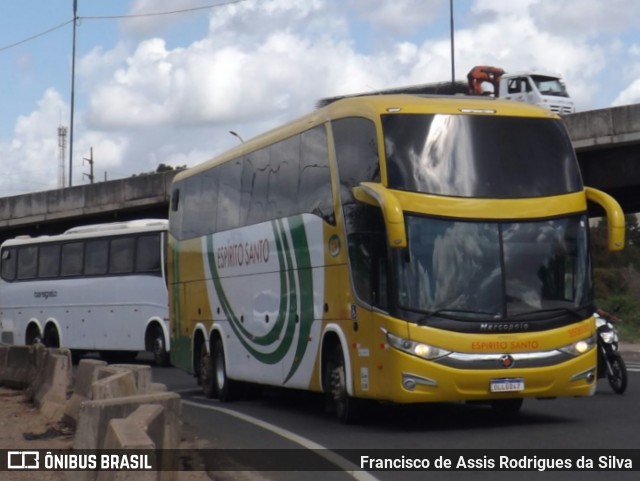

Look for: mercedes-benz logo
[500,354,515,368]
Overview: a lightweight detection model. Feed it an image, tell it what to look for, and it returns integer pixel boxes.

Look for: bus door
[346,218,389,398]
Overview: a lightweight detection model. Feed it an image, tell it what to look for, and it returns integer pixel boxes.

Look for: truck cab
[500,72,575,115]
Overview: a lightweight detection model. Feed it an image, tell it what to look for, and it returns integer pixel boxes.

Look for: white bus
[0,219,170,365]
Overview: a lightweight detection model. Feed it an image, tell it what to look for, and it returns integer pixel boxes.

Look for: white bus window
[1,248,16,281]
[136,234,161,272]
[61,242,84,277]
[17,246,38,279]
[109,237,135,274]
[38,244,60,278]
[85,239,108,275]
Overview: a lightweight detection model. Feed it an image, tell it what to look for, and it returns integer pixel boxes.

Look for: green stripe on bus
[205,217,309,371]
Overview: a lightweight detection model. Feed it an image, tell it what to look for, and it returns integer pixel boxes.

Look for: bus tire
[325,344,360,424]
[151,326,171,367]
[213,339,236,402]
[199,343,216,399]
[43,326,60,349]
[25,325,42,345]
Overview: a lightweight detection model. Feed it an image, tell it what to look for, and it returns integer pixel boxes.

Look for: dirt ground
[0,386,214,481]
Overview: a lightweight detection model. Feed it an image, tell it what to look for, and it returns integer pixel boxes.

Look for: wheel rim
[153,335,165,357]
[215,348,226,392]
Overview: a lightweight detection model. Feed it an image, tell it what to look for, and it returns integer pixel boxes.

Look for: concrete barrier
[92,368,138,400]
[95,406,163,481]
[29,350,73,420]
[110,364,153,393]
[71,392,181,481]
[73,391,181,451]
[63,359,108,427]
[1,345,38,388]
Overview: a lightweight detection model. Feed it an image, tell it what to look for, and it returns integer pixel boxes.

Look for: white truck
[319,65,576,114]
[443,65,575,114]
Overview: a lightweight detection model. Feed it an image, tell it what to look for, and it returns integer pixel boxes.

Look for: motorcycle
[595,312,628,394]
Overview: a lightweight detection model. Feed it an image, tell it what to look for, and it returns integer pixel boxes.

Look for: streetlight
[229,131,244,144]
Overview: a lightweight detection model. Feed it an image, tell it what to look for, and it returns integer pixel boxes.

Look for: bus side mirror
[352,183,406,248]
[585,187,625,251]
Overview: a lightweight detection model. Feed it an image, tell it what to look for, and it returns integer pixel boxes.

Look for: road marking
[181,396,380,481]
[625,362,640,372]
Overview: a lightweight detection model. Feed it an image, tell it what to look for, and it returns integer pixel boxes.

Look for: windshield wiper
[417,308,500,326]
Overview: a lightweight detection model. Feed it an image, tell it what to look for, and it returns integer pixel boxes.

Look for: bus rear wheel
[213,339,237,402]
[43,326,60,349]
[151,327,170,367]
[199,343,215,399]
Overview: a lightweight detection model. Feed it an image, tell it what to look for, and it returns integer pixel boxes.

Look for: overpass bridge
[563,103,640,214]
[0,103,638,242]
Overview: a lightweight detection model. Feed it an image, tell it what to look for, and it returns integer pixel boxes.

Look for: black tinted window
[384,114,582,198]
[38,244,60,278]
[61,242,84,277]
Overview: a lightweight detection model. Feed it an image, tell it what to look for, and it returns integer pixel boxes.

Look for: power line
[0,0,249,54]
[0,19,74,53]
[79,0,247,21]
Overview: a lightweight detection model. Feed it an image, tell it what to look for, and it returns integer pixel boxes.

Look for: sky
[1,0,639,196]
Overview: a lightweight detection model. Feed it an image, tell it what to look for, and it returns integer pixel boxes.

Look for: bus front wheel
[325,345,360,424]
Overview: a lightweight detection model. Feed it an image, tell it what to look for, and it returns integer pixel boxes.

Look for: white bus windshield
[396,215,591,323]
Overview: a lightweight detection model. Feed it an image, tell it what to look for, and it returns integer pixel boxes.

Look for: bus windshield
[383,114,582,198]
[396,214,591,322]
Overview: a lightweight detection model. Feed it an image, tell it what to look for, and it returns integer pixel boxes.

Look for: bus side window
[300,125,334,224]
[17,246,38,280]
[38,244,60,278]
[136,234,161,273]
[1,248,16,281]
[109,237,135,274]
[85,240,108,276]
[61,242,84,277]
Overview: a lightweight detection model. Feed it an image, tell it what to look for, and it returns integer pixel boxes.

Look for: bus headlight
[559,335,596,356]
[385,331,450,360]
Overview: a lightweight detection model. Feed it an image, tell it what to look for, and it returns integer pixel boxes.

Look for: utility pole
[450,0,455,85]
[69,0,78,187]
[83,147,94,184]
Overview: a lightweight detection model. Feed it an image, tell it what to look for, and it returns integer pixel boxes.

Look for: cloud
[3,0,639,196]
[0,89,66,195]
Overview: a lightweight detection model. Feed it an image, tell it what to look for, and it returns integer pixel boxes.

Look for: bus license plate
[490,378,525,393]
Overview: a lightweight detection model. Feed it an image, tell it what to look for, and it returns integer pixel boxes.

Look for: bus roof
[174,93,558,182]
[0,219,168,248]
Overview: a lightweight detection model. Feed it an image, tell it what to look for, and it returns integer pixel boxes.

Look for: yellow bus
[167,94,624,422]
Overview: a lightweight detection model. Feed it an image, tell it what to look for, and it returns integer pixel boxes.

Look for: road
[149,357,640,481]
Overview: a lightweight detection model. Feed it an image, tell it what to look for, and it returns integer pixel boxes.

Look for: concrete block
[1,345,37,388]
[32,352,73,421]
[63,359,107,427]
[110,364,152,393]
[74,391,181,450]
[72,392,181,481]
[0,346,10,385]
[91,370,138,400]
